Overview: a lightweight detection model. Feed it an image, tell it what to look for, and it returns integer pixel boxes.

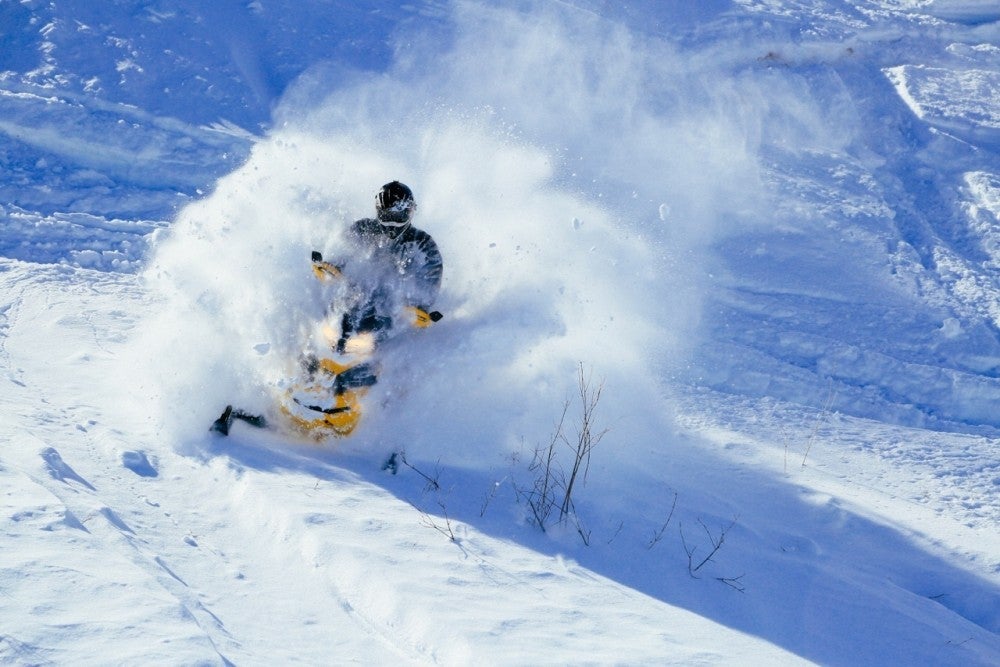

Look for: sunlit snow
[2,1,999,665]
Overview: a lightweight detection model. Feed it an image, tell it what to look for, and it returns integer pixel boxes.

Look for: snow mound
[927,0,1000,24]
[885,64,1000,141]
[0,206,161,270]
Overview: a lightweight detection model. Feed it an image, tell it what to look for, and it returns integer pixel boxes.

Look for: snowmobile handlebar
[311,250,343,281]
[408,306,444,328]
[311,251,443,328]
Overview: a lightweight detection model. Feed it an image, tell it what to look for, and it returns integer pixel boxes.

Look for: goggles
[378,217,410,228]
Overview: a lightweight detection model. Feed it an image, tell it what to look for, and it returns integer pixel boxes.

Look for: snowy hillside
[2,0,999,664]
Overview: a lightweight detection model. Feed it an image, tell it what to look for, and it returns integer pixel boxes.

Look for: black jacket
[348,218,443,310]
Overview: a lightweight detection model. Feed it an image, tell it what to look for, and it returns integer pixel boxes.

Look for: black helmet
[375,181,416,231]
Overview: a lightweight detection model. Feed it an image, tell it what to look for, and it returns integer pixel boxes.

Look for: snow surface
[2,0,1000,664]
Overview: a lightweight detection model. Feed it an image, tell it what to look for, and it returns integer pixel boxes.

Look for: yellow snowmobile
[210,251,441,441]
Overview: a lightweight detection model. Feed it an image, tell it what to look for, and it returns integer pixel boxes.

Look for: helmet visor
[377,199,415,237]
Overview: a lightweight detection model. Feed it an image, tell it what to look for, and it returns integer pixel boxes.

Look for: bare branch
[716,574,746,593]
[647,492,678,549]
[559,363,607,522]
[801,385,836,467]
[680,516,738,577]
[399,451,440,492]
[480,476,506,517]
[606,520,625,545]
[418,501,458,542]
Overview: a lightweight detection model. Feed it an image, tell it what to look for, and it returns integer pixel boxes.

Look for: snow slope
[2,0,999,664]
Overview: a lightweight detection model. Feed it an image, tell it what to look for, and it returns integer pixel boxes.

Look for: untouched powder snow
[2,0,1000,664]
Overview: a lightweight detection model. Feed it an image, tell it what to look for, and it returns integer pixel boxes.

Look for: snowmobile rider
[334,180,443,351]
[210,181,442,436]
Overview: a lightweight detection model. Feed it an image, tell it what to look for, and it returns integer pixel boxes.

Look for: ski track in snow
[2,0,1000,664]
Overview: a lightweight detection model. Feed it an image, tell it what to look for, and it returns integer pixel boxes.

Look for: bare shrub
[679,516,738,577]
[517,363,608,542]
[413,499,460,544]
[646,492,679,549]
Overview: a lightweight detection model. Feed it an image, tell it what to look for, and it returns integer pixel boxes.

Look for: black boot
[233,410,267,429]
[210,405,234,435]
[381,452,399,475]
